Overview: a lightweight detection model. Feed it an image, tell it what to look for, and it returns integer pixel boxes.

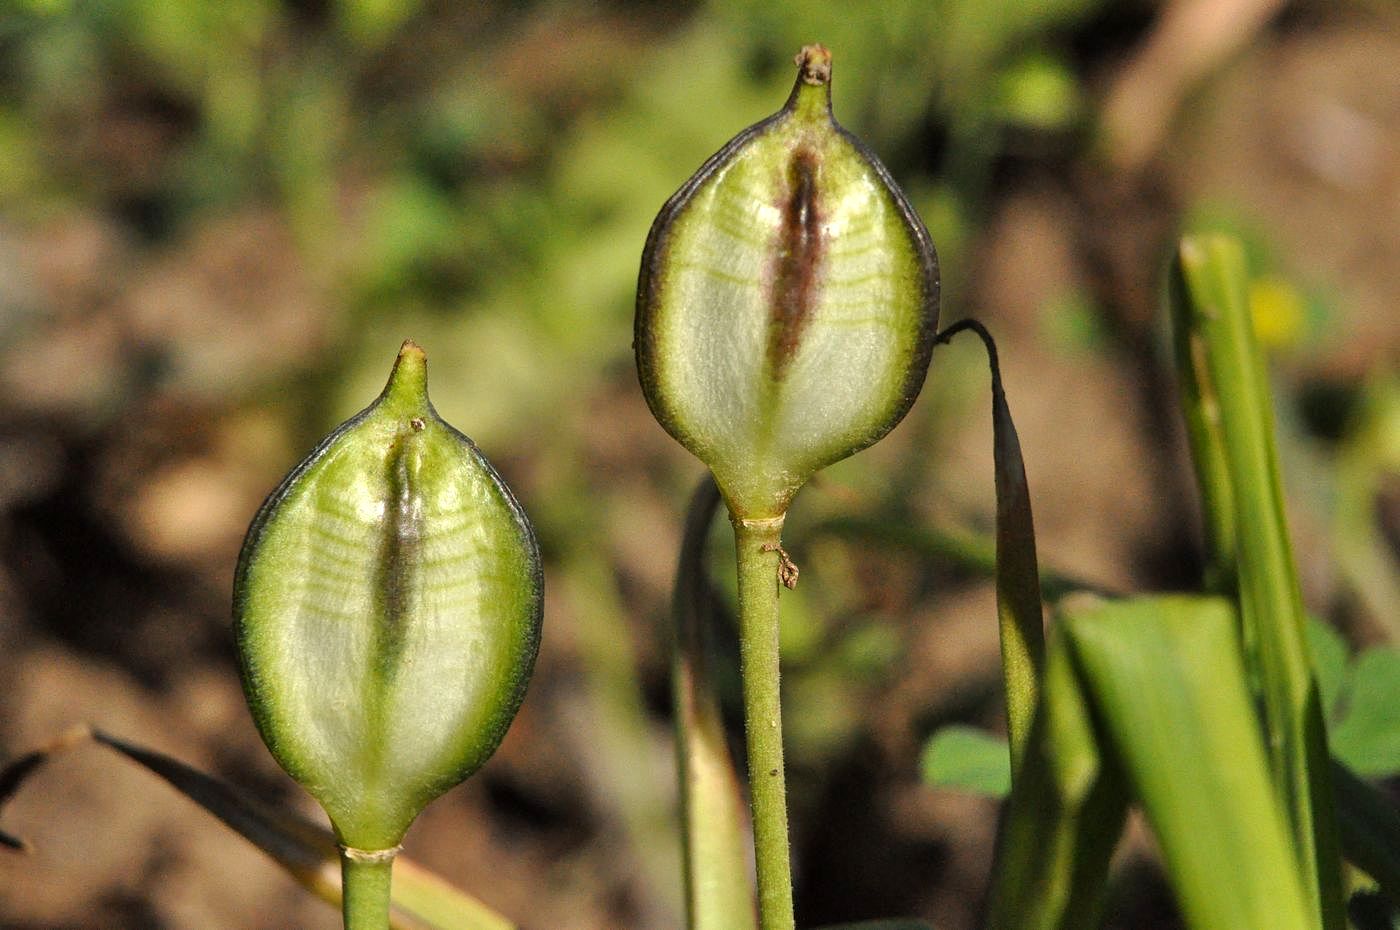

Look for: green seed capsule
[636,44,939,520]
[234,341,542,852]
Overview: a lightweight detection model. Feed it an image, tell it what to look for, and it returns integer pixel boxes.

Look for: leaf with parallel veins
[636,44,939,519]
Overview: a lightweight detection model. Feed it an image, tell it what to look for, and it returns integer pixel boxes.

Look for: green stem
[340,846,396,930]
[732,514,796,930]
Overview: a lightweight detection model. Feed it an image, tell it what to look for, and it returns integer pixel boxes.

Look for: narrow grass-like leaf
[672,475,759,930]
[987,618,1128,930]
[1167,259,1235,592]
[1064,595,1314,930]
[392,857,516,930]
[1170,235,1344,928]
[0,725,513,930]
[920,726,1011,798]
[932,320,1044,776]
[1332,375,1400,640]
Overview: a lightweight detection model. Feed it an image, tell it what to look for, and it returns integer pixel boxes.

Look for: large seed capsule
[636,44,939,519]
[234,341,542,851]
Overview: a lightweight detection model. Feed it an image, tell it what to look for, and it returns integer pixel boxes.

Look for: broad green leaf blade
[932,319,1044,776]
[1064,595,1313,930]
[987,622,1128,930]
[235,340,542,850]
[672,476,759,930]
[1332,648,1400,777]
[636,46,939,520]
[1333,760,1400,907]
[920,726,1011,798]
[0,725,513,930]
[1170,235,1344,929]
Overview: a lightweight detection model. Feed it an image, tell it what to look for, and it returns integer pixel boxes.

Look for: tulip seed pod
[234,341,542,853]
[636,44,939,519]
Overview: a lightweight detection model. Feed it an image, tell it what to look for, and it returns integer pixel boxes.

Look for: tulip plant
[3,44,1399,930]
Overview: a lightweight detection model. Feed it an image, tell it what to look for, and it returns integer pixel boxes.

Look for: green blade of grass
[1170,234,1344,929]
[987,620,1128,930]
[0,725,513,930]
[1063,594,1315,930]
[932,319,1045,778]
[672,475,760,930]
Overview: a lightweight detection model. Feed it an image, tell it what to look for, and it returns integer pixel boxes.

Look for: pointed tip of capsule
[795,44,831,85]
[382,338,430,411]
[785,44,833,122]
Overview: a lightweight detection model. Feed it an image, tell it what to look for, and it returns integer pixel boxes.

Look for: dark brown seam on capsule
[376,432,422,677]
[767,148,823,380]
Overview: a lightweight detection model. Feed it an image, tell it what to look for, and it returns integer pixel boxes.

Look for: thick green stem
[340,846,396,930]
[732,514,796,930]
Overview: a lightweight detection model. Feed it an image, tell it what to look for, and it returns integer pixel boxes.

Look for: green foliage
[671,479,759,930]
[920,725,1011,798]
[1329,648,1400,778]
[1171,234,1345,929]
[1307,617,1351,715]
[3,7,1398,929]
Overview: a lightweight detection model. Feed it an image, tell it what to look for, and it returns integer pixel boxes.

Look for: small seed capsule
[234,341,542,852]
[636,44,939,520]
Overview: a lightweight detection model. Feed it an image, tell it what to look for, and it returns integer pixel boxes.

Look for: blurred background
[1,0,1397,927]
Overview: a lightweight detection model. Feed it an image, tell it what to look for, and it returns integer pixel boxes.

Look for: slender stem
[340,846,396,930]
[731,514,795,930]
